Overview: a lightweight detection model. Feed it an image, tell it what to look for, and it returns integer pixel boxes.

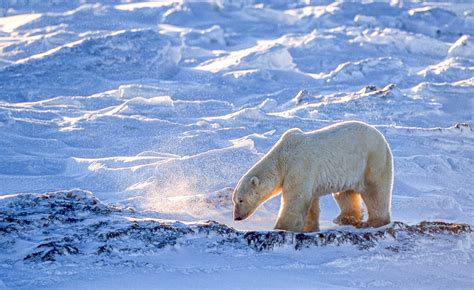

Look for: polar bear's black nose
[234,216,242,221]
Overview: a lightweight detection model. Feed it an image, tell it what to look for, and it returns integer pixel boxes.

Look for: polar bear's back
[308,120,380,136]
[303,121,387,151]
[281,121,391,194]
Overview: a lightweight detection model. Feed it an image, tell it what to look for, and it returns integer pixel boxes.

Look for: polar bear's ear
[250,176,259,187]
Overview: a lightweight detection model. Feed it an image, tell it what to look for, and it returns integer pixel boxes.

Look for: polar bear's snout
[233,209,243,221]
[233,203,250,221]
[233,205,241,221]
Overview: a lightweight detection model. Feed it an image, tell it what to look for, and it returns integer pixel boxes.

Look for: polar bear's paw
[333,214,362,226]
[355,219,391,229]
[355,221,370,228]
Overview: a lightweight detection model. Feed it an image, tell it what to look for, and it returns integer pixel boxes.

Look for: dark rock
[24,241,79,262]
[0,190,471,265]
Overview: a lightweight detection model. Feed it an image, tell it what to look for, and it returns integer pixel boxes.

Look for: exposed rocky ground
[1,190,470,267]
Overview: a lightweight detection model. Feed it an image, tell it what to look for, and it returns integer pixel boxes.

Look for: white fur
[232,121,393,232]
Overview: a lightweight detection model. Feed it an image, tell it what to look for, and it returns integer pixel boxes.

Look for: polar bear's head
[232,140,284,221]
[233,175,262,221]
[233,171,281,221]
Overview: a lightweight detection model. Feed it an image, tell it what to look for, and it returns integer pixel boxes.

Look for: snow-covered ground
[0,0,473,288]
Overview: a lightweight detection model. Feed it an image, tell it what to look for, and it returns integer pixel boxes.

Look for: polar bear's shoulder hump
[281,128,304,140]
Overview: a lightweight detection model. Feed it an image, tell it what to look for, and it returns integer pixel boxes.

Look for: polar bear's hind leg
[333,190,363,226]
[360,179,392,227]
[359,149,393,228]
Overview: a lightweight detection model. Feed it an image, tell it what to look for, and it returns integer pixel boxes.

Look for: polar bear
[232,121,393,232]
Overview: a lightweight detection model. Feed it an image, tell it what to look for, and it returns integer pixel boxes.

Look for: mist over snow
[0,0,473,289]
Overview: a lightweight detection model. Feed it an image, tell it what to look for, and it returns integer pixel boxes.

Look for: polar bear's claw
[355,221,370,228]
[333,214,362,226]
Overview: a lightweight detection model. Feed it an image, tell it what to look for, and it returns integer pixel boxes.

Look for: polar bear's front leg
[275,209,308,232]
[274,186,312,232]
